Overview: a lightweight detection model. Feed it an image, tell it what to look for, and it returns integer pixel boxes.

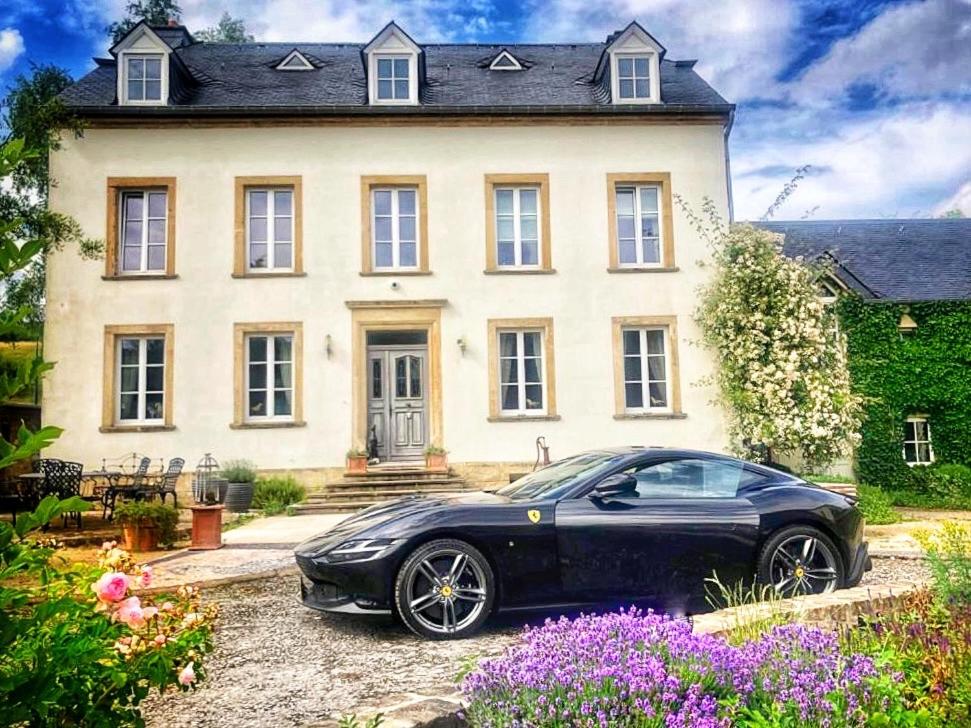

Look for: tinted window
[497,452,627,501]
[628,458,764,498]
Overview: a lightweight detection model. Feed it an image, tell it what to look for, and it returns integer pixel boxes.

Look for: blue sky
[1,0,969,219]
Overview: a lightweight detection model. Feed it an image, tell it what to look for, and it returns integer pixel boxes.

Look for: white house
[46,20,735,488]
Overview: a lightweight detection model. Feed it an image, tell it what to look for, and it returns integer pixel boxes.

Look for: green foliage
[252,476,306,516]
[803,472,855,483]
[113,500,180,545]
[838,297,971,490]
[347,448,369,458]
[194,12,254,42]
[0,496,215,727]
[424,444,448,455]
[221,459,257,483]
[337,714,384,728]
[703,571,788,645]
[857,484,902,525]
[915,522,971,605]
[686,198,863,467]
[108,0,182,42]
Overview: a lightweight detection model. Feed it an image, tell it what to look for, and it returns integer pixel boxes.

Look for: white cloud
[935,180,971,215]
[0,27,24,72]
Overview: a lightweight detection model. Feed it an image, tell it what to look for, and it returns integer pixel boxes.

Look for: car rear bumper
[845,541,872,588]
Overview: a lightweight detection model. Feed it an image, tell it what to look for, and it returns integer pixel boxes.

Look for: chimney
[168,18,179,27]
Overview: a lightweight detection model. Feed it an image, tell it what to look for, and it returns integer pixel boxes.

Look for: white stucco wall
[45,121,731,471]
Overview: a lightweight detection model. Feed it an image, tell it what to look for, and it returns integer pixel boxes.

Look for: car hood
[294,491,509,557]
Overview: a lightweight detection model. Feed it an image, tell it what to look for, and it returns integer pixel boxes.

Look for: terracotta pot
[425,452,448,470]
[189,504,224,550]
[121,523,159,552]
[346,455,368,474]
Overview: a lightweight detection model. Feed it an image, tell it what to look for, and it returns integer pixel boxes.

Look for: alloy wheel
[404,547,489,635]
[769,535,839,597]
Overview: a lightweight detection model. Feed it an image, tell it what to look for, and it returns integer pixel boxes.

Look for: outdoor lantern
[189,453,225,550]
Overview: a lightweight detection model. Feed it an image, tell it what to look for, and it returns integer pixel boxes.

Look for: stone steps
[297,466,471,514]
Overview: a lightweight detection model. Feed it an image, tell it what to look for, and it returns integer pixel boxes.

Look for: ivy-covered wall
[837,297,971,487]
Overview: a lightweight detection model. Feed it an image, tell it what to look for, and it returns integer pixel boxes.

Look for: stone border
[322,580,924,728]
[141,564,299,596]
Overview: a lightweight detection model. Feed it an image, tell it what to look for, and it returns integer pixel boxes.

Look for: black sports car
[295,448,871,639]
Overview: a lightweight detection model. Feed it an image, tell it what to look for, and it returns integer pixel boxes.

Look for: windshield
[497,452,627,501]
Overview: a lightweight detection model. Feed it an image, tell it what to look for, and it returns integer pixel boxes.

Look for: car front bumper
[845,541,872,588]
[295,552,396,614]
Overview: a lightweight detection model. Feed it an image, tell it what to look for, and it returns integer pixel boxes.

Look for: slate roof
[60,27,732,118]
[758,219,971,302]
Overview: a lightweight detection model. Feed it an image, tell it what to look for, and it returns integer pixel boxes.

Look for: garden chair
[39,459,84,529]
[153,457,184,508]
[103,456,152,521]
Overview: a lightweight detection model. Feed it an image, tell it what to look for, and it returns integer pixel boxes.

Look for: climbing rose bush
[462,608,912,727]
[0,497,217,727]
[693,215,863,467]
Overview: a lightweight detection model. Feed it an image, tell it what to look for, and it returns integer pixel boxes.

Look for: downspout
[723,108,735,223]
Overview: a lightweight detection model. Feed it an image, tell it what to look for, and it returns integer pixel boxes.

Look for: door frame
[348,300,445,453]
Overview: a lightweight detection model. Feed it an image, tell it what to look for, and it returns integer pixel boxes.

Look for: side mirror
[590,473,637,499]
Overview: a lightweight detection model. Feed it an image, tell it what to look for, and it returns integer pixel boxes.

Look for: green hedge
[837,297,971,490]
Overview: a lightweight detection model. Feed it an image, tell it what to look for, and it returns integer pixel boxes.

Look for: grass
[857,484,903,525]
[704,572,789,645]
[803,472,856,484]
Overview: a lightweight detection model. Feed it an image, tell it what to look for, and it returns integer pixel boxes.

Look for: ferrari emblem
[527,509,541,524]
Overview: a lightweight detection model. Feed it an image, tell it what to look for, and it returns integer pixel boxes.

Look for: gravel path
[143,556,931,728]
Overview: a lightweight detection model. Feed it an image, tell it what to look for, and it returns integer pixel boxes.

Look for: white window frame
[622,327,671,413]
[119,189,167,274]
[244,333,295,423]
[903,416,934,466]
[246,188,295,272]
[115,336,165,424]
[497,329,546,415]
[615,184,663,268]
[373,53,415,103]
[121,53,166,105]
[371,187,420,271]
[494,186,541,269]
[489,50,522,71]
[614,53,652,101]
[276,50,314,71]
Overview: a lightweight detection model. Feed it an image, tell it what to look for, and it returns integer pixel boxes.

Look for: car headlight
[324,538,402,563]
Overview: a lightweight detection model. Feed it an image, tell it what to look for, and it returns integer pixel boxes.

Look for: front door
[367,339,428,461]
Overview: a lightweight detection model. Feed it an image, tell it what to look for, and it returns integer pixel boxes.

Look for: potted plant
[114,500,179,552]
[221,460,257,513]
[424,445,448,471]
[346,448,369,474]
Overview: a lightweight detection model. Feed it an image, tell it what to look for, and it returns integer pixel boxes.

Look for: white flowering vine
[687,200,863,468]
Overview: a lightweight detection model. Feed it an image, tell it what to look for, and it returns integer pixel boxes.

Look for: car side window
[627,458,763,498]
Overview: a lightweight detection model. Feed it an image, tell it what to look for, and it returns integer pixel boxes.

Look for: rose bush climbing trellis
[685,198,863,468]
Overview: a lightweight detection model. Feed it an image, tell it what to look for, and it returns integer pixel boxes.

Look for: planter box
[346,455,368,474]
[121,524,159,552]
[425,453,448,470]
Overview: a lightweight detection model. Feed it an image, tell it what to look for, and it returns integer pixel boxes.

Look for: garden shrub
[857,484,902,525]
[0,496,217,726]
[462,608,914,727]
[114,499,180,545]
[252,476,306,515]
[915,521,971,605]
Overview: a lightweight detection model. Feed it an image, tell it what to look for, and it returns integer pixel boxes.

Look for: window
[612,316,682,417]
[615,185,661,266]
[376,56,410,101]
[119,190,167,273]
[102,324,173,430]
[487,318,557,420]
[489,50,523,71]
[233,323,304,428]
[622,328,669,411]
[616,55,651,100]
[360,176,428,274]
[116,337,165,423]
[606,173,674,270]
[125,55,163,102]
[106,178,176,278]
[495,187,540,267]
[247,189,294,271]
[234,177,303,276]
[246,333,294,421]
[276,50,314,70]
[627,458,764,498]
[484,174,552,272]
[903,417,934,465]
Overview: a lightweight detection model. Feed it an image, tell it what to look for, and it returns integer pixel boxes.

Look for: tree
[108,0,183,43]
[940,209,965,219]
[1,64,100,330]
[685,198,863,468]
[195,12,254,43]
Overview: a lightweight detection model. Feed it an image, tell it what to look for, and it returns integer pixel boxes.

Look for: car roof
[581,446,795,477]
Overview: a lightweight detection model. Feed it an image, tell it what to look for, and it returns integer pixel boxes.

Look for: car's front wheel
[394,539,495,640]
[758,526,844,597]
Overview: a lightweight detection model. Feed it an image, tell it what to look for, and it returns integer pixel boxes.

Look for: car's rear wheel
[758,526,843,597]
[394,539,495,640]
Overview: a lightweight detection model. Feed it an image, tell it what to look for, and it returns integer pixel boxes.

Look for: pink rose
[154,634,166,646]
[142,606,158,620]
[178,662,196,686]
[92,571,129,603]
[115,596,145,629]
[101,540,116,551]
[139,565,153,588]
[160,601,173,612]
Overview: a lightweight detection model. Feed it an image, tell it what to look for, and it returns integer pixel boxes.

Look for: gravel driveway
[143,556,930,728]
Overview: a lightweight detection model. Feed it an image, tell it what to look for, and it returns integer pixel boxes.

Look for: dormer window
[616,55,650,100]
[112,22,172,106]
[376,57,410,101]
[489,50,522,71]
[126,55,163,101]
[276,50,314,71]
